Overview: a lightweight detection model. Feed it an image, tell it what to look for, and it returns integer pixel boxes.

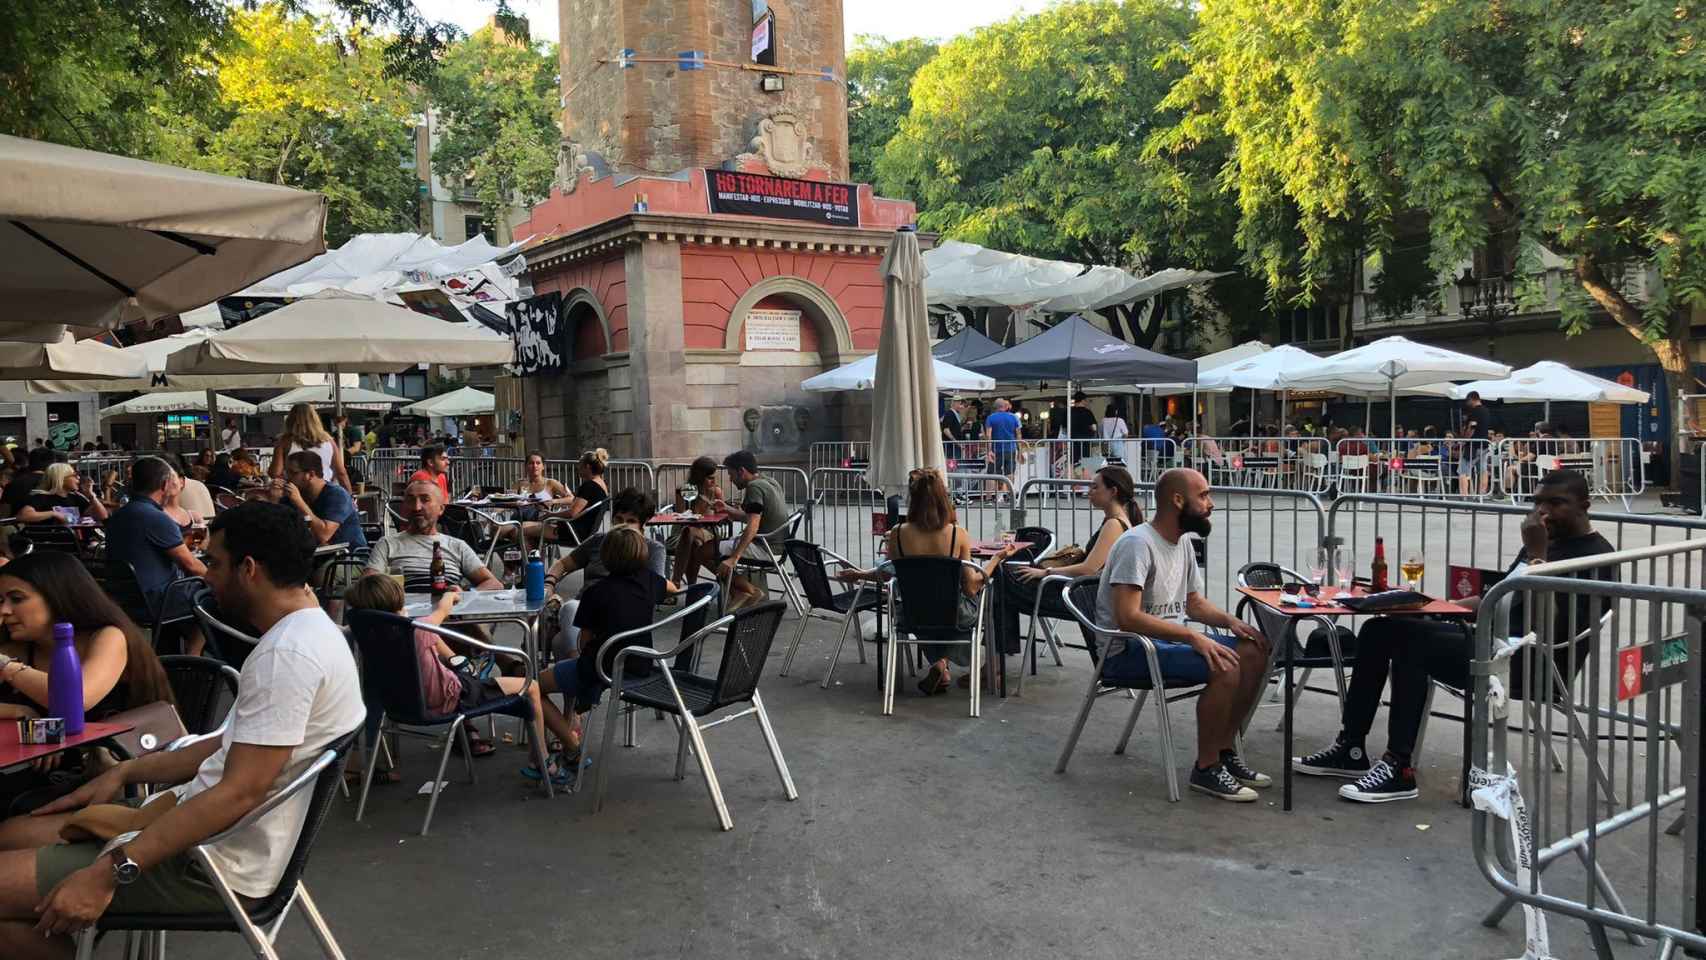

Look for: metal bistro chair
[883,556,991,718]
[544,498,609,552]
[193,603,263,670]
[443,503,522,574]
[74,729,359,960]
[1054,577,1210,803]
[777,539,883,681]
[1235,561,1353,733]
[346,610,553,835]
[158,655,242,736]
[592,599,796,831]
[144,573,212,657]
[612,581,722,749]
[724,507,809,617]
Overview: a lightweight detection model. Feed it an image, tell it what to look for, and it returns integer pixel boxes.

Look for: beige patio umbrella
[99,391,258,418]
[164,290,514,416]
[866,228,943,492]
[0,134,326,334]
[27,328,351,394]
[0,332,149,380]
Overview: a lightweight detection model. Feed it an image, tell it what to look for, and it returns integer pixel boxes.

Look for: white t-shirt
[1095,523,1205,654]
[288,439,338,484]
[220,427,242,453]
[366,531,486,587]
[171,607,363,898]
[1100,417,1130,441]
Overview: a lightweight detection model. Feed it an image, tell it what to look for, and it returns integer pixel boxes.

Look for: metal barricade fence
[809,441,869,475]
[1181,437,1332,495]
[806,468,1017,571]
[1499,437,1646,506]
[1467,545,1702,957]
[1333,436,1498,499]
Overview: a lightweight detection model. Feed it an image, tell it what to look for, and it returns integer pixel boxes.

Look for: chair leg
[1054,671,1102,773]
[294,886,349,960]
[354,717,386,822]
[682,713,734,831]
[752,690,798,800]
[969,627,982,719]
[1113,690,1148,755]
[1041,618,1064,666]
[673,716,691,782]
[1274,667,1315,733]
[1412,684,1437,765]
[779,612,812,677]
[74,928,96,960]
[882,628,900,716]
[421,718,459,837]
[821,611,858,689]
[1153,683,1182,803]
[456,723,477,784]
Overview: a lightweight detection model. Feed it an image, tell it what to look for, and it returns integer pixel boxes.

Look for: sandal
[917,669,949,696]
[461,730,497,758]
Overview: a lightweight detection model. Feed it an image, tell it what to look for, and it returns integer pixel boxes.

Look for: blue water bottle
[524,552,547,605]
[47,622,85,735]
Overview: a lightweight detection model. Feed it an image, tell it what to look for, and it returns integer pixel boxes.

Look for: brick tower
[558,0,849,180]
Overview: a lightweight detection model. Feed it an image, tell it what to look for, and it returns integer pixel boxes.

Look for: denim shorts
[1100,631,1239,688]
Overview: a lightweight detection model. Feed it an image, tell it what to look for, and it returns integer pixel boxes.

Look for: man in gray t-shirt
[1093,468,1272,803]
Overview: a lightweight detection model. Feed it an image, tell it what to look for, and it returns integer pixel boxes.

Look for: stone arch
[723,275,854,364]
[562,287,611,357]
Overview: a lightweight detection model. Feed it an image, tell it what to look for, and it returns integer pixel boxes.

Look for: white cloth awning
[921,240,1227,311]
[0,133,326,333]
[238,232,524,300]
[802,354,994,393]
[100,391,257,418]
[1451,361,1649,404]
[400,385,495,417]
[0,333,148,381]
[262,384,407,413]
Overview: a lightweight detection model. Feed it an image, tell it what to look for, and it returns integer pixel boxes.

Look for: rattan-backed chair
[883,556,990,718]
[777,539,882,681]
[158,655,242,736]
[73,729,359,960]
[723,508,808,616]
[591,599,796,831]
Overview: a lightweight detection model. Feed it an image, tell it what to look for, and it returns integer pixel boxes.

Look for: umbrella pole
[1282,389,1289,430]
[1388,380,1396,438]
[1250,388,1256,440]
[1364,396,1372,435]
[1064,380,1073,480]
[333,369,344,421]
[1544,399,1550,422]
[205,388,218,447]
[1191,387,1198,436]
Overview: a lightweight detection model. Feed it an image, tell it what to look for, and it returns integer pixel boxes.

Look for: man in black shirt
[1295,470,1614,802]
[0,447,55,518]
[1458,390,1500,495]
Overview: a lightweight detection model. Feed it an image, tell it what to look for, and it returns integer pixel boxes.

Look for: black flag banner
[508,292,565,376]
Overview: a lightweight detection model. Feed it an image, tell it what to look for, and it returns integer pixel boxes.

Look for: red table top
[648,512,730,526]
[1237,586,1472,618]
[0,720,134,766]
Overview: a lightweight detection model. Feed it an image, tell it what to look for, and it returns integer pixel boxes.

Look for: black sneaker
[1220,750,1272,788]
[1338,757,1419,803]
[1292,739,1371,778]
[1189,762,1258,802]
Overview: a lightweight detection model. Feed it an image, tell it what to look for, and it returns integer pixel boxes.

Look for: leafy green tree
[428,24,560,242]
[846,36,938,187]
[153,5,421,245]
[876,0,1251,346]
[1157,0,1706,449]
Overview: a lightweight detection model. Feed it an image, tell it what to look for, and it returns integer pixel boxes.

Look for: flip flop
[917,670,948,696]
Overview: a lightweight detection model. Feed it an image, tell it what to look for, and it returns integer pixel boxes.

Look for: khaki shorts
[35,799,233,916]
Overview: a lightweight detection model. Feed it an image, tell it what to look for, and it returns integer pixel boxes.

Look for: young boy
[344,574,555,784]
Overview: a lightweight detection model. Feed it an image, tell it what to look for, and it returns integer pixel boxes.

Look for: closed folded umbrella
[803,354,994,393]
[867,229,943,492]
[0,134,326,333]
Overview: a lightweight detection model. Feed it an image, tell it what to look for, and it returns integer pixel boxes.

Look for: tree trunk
[1574,255,1691,490]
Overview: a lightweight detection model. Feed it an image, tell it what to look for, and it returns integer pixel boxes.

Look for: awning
[963,314,1197,385]
[921,239,1228,311]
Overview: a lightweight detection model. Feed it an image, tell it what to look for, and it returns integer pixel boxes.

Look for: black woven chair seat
[405,692,534,728]
[827,589,882,615]
[619,670,719,716]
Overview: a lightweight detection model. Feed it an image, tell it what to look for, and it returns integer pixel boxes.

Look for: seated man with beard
[1095,467,1273,802]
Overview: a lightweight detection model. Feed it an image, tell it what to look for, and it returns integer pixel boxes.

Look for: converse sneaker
[1220,750,1272,788]
[1338,756,1419,803]
[1189,762,1258,802]
[1292,738,1371,778]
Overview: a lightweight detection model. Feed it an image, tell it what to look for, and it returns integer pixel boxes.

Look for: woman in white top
[1100,395,1132,466]
[510,451,572,544]
[269,402,351,489]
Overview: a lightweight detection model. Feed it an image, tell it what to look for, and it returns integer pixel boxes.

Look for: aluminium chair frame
[881,558,992,719]
[722,507,809,616]
[775,541,879,682]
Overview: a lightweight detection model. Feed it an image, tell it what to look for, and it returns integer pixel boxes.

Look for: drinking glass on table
[680,483,699,513]
[1306,546,1330,589]
[1401,549,1425,591]
[1333,547,1356,596]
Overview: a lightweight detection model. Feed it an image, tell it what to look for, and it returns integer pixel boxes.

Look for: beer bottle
[1370,536,1389,592]
[430,540,448,600]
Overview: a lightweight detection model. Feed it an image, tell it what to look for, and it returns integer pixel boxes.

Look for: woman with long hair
[547,448,610,544]
[15,463,109,526]
[669,456,725,581]
[269,402,351,490]
[994,465,1142,663]
[507,451,572,545]
[0,552,173,813]
[837,469,1022,694]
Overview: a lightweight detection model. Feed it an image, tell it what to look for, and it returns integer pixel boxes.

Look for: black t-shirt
[1505,530,1616,666]
[1461,402,1500,441]
[568,479,609,541]
[940,409,966,442]
[1069,406,1098,442]
[24,491,91,523]
[571,569,667,709]
[2,472,43,513]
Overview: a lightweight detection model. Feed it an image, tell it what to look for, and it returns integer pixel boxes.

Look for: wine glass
[1401,549,1425,592]
[680,483,698,514]
[1333,547,1356,596]
[1307,546,1330,590]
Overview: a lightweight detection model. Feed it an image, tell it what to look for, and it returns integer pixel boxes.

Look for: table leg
[996,585,1007,699]
[1284,654,1295,812]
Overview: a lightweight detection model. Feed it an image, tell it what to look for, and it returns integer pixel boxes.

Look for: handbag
[103,701,189,761]
[1038,546,1087,569]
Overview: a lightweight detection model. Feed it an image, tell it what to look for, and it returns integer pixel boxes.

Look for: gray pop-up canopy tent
[963,314,1197,458]
[930,327,1005,369]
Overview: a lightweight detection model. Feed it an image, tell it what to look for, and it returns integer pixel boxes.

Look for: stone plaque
[744,308,802,351]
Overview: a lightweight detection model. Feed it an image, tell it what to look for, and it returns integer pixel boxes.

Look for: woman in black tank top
[992,465,1143,658]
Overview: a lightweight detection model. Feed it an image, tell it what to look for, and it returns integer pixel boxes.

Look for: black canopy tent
[963,314,1198,459]
[930,327,1005,368]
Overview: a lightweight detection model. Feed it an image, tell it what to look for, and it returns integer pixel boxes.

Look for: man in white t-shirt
[220,417,243,453]
[0,501,364,950]
[1094,467,1272,802]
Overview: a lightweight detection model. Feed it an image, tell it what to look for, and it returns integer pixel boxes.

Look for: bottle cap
[53,622,74,644]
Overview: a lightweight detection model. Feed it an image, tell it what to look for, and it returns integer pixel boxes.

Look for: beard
[1179,506,1213,538]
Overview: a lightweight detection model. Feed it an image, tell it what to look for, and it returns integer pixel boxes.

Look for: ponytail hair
[579,447,609,474]
[905,468,954,531]
[1097,464,1142,527]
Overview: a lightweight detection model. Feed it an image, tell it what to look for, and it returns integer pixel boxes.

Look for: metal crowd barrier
[1181,436,1334,495]
[1499,437,1646,507]
[1468,543,1702,957]
[805,467,1018,571]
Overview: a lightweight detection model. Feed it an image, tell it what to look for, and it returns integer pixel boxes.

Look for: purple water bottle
[47,622,84,735]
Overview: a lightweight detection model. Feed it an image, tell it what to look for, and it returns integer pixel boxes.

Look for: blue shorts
[1101,631,1239,688]
[994,446,1017,475]
[549,657,605,714]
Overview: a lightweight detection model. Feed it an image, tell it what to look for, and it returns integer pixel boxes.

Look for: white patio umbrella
[261,384,407,413]
[867,228,943,492]
[164,290,514,415]
[400,385,495,417]
[1451,360,1649,420]
[99,391,257,418]
[1278,335,1510,436]
[802,354,994,393]
[27,328,352,395]
[0,332,148,381]
[0,134,326,335]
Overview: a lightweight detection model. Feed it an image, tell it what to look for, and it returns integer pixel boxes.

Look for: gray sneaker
[1220,750,1272,788]
[1189,762,1258,802]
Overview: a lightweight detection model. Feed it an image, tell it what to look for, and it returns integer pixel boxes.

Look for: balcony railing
[1356,263,1657,331]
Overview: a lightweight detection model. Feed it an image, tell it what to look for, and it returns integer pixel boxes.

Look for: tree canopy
[845,36,938,187]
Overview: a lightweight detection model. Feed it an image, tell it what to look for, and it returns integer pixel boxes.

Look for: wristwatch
[108,846,141,886]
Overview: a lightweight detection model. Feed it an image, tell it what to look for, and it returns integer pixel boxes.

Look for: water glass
[1307,546,1330,588]
[1333,547,1356,595]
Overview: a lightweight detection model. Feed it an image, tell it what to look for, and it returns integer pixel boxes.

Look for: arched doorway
[723,276,857,455]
